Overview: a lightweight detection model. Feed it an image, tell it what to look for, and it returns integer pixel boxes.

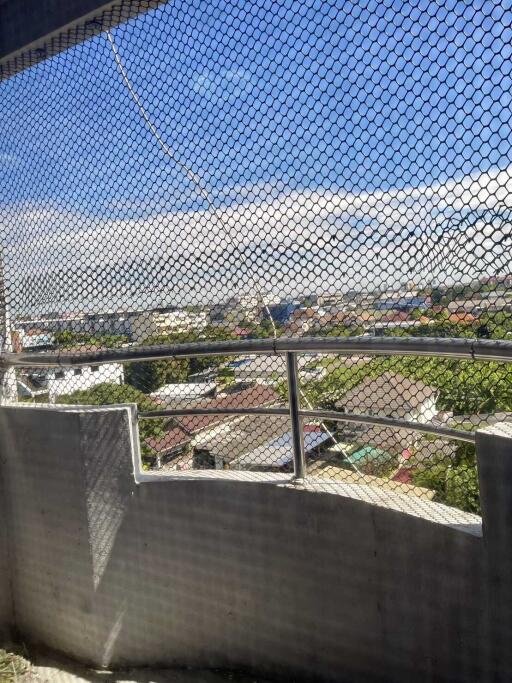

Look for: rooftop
[337,372,437,414]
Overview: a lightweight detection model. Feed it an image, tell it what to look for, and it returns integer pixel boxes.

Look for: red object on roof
[233,326,251,337]
[391,467,413,484]
[448,312,476,324]
[303,424,322,433]
[146,426,191,453]
[381,311,410,323]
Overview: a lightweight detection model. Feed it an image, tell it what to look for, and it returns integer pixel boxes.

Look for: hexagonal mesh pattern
[1,0,511,515]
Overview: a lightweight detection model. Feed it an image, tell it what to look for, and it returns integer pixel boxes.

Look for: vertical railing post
[286,351,306,481]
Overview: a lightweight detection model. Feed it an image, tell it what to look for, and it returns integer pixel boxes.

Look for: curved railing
[5,335,512,366]
[3,336,512,478]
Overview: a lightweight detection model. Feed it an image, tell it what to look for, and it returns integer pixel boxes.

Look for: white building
[337,372,437,422]
[335,372,438,454]
[131,310,208,343]
[14,313,87,334]
[47,364,124,403]
[209,294,281,325]
[150,382,216,405]
[13,310,138,337]
[12,329,54,350]
[230,355,326,384]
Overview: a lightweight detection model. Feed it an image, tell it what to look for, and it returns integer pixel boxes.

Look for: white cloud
[3,164,512,312]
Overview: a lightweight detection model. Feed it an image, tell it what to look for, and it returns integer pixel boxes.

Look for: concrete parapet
[0,405,510,681]
[477,423,512,681]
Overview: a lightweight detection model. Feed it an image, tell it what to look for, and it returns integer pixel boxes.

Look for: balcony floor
[9,650,274,683]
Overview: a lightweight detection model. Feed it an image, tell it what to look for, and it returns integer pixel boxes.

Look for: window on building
[91,366,99,373]
[73,369,82,376]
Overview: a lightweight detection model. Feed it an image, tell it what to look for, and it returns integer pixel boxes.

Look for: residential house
[229,355,326,384]
[286,307,326,334]
[17,359,125,402]
[148,385,283,470]
[447,312,477,325]
[232,426,330,471]
[209,295,279,326]
[48,363,124,403]
[145,426,192,469]
[131,309,208,343]
[11,328,54,351]
[194,414,330,471]
[150,382,217,406]
[335,372,438,454]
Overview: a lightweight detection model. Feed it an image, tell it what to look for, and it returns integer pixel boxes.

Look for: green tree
[189,325,238,374]
[125,357,190,393]
[430,288,443,305]
[125,327,238,392]
[53,330,79,345]
[124,334,191,392]
[54,331,128,348]
[412,444,480,514]
[247,319,280,339]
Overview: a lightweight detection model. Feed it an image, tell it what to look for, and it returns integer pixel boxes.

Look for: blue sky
[1,0,512,312]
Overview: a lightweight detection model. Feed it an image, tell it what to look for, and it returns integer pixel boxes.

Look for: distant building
[209,294,280,326]
[131,309,208,343]
[209,296,260,325]
[14,313,88,334]
[264,302,300,324]
[448,293,512,315]
[335,372,437,453]
[229,355,326,384]
[11,329,54,351]
[286,307,327,334]
[81,310,136,336]
[481,274,512,288]
[14,309,141,336]
[373,295,426,311]
[317,293,345,307]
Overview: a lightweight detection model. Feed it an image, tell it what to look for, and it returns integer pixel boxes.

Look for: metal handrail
[299,409,476,444]
[3,335,512,367]
[2,335,502,476]
[140,406,476,444]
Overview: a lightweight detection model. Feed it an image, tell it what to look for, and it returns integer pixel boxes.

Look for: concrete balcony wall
[0,457,12,640]
[0,404,510,682]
